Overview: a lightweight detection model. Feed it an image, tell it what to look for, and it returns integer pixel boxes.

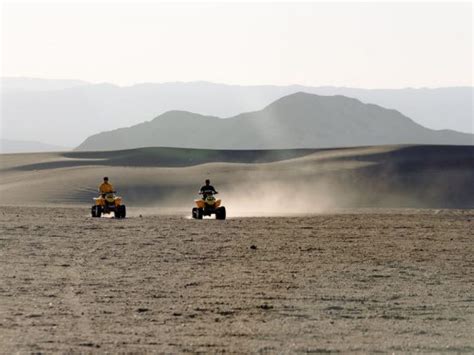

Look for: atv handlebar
[199,191,218,194]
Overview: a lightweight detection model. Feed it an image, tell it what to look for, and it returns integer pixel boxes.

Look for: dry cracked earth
[0,206,473,353]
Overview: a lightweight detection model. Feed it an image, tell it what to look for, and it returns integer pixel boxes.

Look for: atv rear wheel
[91,205,102,218]
[216,206,226,220]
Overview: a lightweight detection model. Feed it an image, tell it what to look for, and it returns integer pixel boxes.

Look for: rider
[99,177,114,197]
[200,179,217,199]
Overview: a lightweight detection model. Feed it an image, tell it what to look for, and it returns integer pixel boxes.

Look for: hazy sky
[1,1,472,88]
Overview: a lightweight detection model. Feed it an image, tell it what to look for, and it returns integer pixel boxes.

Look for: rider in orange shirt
[98,177,114,197]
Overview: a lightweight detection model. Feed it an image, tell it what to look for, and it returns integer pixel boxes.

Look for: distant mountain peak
[75,92,473,151]
[268,91,361,106]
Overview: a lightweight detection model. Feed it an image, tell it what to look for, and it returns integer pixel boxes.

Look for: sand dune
[1,145,473,212]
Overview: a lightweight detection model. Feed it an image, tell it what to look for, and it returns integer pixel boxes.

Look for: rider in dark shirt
[200,179,217,199]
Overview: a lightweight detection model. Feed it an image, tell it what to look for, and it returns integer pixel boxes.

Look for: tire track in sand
[62,256,101,349]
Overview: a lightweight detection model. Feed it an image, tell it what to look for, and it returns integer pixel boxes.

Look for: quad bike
[192,191,226,220]
[91,191,126,218]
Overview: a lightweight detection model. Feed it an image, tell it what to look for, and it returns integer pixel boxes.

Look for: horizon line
[2,76,473,91]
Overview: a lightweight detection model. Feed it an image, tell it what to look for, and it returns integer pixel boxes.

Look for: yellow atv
[192,191,226,220]
[91,191,126,218]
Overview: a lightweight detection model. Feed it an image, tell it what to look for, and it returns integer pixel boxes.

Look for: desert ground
[0,145,473,352]
[0,206,473,353]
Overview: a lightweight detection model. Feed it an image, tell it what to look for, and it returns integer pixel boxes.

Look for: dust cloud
[207,180,344,217]
[122,180,345,218]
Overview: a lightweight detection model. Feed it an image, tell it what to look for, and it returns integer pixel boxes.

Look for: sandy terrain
[1,145,473,352]
[1,145,473,210]
[0,206,473,353]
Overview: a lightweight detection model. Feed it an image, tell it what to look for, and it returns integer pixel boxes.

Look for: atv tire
[119,205,126,218]
[115,205,126,219]
[216,206,226,220]
[91,205,102,218]
[192,207,203,219]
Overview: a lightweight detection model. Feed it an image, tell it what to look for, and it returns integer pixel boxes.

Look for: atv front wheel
[91,205,102,218]
[216,206,226,220]
[192,207,203,219]
[115,205,126,219]
[119,205,126,218]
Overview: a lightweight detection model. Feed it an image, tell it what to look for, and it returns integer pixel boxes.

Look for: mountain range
[1,78,472,149]
[0,139,70,154]
[76,92,473,151]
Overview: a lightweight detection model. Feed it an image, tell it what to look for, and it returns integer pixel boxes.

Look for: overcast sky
[1,1,472,88]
